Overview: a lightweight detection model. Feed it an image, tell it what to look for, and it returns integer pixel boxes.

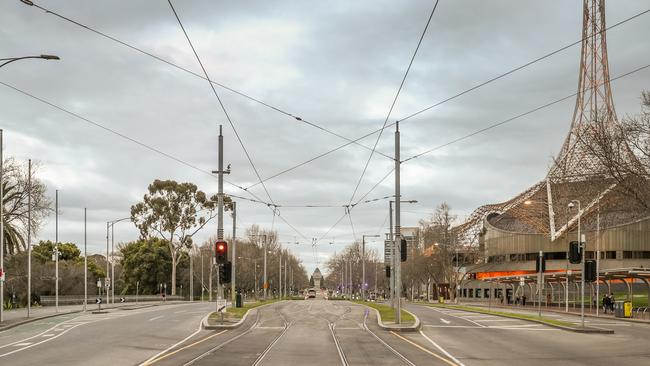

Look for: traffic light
[385,266,391,278]
[584,260,597,282]
[535,256,546,273]
[400,238,407,262]
[569,241,582,264]
[215,241,228,264]
[220,261,232,283]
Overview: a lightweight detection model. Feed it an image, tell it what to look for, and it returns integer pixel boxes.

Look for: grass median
[425,303,577,328]
[208,299,281,324]
[353,301,415,324]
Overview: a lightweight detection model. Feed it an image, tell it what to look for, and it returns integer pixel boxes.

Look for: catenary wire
[348,0,441,205]
[19,0,391,161]
[167,0,275,207]
[233,8,650,189]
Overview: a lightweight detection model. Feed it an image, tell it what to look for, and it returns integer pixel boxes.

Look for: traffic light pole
[538,250,542,317]
[231,201,236,304]
[394,122,402,325]
[214,125,227,302]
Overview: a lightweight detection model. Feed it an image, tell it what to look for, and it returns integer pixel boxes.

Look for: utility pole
[263,236,268,300]
[55,190,59,312]
[0,129,3,323]
[278,248,282,299]
[394,122,402,324]
[212,125,230,302]
[105,222,109,304]
[231,201,236,304]
[389,201,394,308]
[84,208,87,311]
[190,246,193,302]
[27,159,32,318]
[538,250,543,317]
[111,224,115,305]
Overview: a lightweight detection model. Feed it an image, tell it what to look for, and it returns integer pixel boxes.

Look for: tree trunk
[171,252,177,296]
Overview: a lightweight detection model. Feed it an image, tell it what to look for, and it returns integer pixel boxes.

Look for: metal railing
[39,295,182,306]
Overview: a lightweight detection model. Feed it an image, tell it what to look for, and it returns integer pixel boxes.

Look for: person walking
[602,294,608,314]
[522,294,527,307]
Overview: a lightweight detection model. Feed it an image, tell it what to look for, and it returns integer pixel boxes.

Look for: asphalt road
[2,299,649,365]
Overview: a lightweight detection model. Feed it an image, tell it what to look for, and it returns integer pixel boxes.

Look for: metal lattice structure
[457,0,642,244]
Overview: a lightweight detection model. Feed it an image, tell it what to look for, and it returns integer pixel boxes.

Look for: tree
[309,276,314,288]
[33,240,81,262]
[119,238,181,295]
[130,179,228,295]
[2,158,51,256]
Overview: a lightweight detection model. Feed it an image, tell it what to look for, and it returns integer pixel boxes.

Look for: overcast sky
[1,0,648,276]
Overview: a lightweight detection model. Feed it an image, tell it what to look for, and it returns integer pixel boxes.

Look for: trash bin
[614,301,625,318]
[624,300,633,318]
[236,292,243,308]
[438,296,445,304]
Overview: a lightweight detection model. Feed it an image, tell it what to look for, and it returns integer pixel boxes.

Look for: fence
[39,295,182,306]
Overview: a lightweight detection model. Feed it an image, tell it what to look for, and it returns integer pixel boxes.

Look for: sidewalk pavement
[459,301,650,325]
[0,300,178,331]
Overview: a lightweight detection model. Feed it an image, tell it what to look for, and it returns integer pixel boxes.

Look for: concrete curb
[429,305,614,334]
[360,304,420,332]
[202,300,281,330]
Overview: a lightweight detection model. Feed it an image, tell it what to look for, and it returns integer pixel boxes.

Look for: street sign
[0,268,5,282]
[216,299,227,313]
[97,279,102,288]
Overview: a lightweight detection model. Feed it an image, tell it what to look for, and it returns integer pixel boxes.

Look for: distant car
[307,289,316,299]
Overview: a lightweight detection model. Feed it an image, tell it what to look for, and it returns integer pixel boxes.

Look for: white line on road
[139,312,210,366]
[12,343,32,347]
[149,316,164,322]
[419,330,466,366]
[440,318,451,324]
[41,334,55,337]
[426,307,486,328]
[475,319,521,322]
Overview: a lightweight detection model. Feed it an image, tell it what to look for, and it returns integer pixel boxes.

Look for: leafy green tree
[2,158,51,256]
[119,238,175,295]
[130,179,229,295]
[33,240,81,262]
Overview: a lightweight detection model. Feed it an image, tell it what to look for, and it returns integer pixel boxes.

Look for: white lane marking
[149,316,164,322]
[475,319,521,322]
[174,311,186,314]
[0,323,86,358]
[426,307,486,328]
[13,343,32,347]
[424,325,481,328]
[41,334,55,337]
[440,318,451,324]
[139,312,210,366]
[419,330,466,366]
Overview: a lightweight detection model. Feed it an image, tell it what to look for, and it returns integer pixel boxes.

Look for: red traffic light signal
[215,241,228,264]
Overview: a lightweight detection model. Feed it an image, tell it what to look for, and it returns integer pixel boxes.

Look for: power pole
[212,125,230,302]
[105,222,109,304]
[231,201,236,304]
[27,159,32,318]
[0,129,3,323]
[84,208,87,312]
[394,122,402,324]
[389,201,394,308]
[55,190,59,313]
[190,246,193,302]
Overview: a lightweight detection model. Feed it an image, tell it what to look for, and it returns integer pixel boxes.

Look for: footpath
[0,300,182,332]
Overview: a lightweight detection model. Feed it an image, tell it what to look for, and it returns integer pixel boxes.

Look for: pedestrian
[522,294,527,307]
[515,296,520,305]
[602,294,608,314]
[609,293,615,312]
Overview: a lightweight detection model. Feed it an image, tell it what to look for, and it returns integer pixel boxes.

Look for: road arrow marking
[441,318,451,324]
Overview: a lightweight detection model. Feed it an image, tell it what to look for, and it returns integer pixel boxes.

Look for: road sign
[97,279,102,288]
[216,299,227,313]
[0,268,5,282]
[263,282,269,289]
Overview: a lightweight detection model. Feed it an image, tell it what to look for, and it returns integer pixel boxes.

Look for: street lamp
[0,53,59,324]
[362,234,380,301]
[107,217,130,304]
[568,199,585,327]
[0,54,60,69]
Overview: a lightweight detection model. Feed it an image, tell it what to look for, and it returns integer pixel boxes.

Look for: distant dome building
[312,268,323,289]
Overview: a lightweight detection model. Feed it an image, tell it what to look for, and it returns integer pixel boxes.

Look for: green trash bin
[614,301,625,318]
[236,292,243,308]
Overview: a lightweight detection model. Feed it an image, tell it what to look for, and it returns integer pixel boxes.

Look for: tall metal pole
[538,250,543,317]
[231,201,236,304]
[55,190,59,313]
[190,246,193,302]
[394,122,402,324]
[27,159,32,317]
[578,201,585,327]
[84,208,87,312]
[284,251,287,297]
[0,129,3,323]
[279,248,282,299]
[216,125,224,301]
[362,236,366,301]
[263,237,268,300]
[389,201,394,308]
[105,222,109,304]
[111,224,115,305]
[596,199,600,317]
[201,250,204,301]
